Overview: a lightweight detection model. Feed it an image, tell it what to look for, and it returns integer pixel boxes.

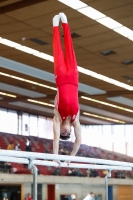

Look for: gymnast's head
[60,123,71,140]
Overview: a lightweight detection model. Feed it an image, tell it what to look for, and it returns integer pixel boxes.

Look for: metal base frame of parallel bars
[28,158,38,200]
[0,150,132,200]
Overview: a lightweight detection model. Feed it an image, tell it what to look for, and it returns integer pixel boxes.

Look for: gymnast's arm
[70,113,82,156]
[53,108,61,155]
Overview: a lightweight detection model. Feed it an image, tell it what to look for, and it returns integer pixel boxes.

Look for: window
[29,115,38,137]
[38,116,47,138]
[46,118,54,139]
[125,125,133,156]
[0,108,8,133]
[101,125,113,151]
[18,114,22,135]
[82,125,102,147]
[125,124,133,142]
[113,125,126,154]
[114,143,126,154]
[127,143,133,157]
[81,125,88,145]
[113,125,125,143]
[0,108,18,134]
[7,110,18,134]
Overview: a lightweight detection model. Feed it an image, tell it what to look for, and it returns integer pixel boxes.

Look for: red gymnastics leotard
[53,23,79,123]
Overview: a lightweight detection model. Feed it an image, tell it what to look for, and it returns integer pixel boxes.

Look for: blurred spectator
[51,167,61,176]
[83,192,95,200]
[72,168,78,176]
[66,169,73,176]
[71,194,76,200]
[89,169,98,177]
[114,170,125,179]
[67,168,79,176]
[25,138,32,152]
[77,169,84,177]
[7,142,14,150]
[26,193,32,200]
[86,169,91,177]
[15,143,21,151]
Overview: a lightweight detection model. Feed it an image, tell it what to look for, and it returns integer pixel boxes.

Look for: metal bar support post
[105,170,111,200]
[28,158,38,200]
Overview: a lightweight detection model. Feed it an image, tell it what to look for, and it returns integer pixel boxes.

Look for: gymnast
[52,13,82,161]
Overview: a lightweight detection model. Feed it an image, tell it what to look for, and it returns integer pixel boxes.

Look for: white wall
[24,183,32,199]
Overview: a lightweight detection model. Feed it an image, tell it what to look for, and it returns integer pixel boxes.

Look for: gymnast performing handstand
[53,13,81,159]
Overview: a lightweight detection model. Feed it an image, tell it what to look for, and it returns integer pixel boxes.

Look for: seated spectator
[66,168,83,177]
[86,169,91,177]
[15,143,21,151]
[89,169,98,177]
[71,194,76,200]
[66,169,73,176]
[7,142,14,150]
[114,170,125,179]
[83,192,95,200]
[25,138,32,152]
[5,163,12,173]
[51,167,61,176]
[78,170,84,177]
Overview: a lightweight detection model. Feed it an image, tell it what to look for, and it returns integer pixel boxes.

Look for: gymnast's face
[60,123,71,136]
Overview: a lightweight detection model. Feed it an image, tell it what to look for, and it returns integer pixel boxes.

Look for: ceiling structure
[0,0,133,124]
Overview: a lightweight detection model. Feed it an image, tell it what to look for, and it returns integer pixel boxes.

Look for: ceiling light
[81,96,133,113]
[58,0,133,41]
[15,46,39,54]
[97,17,123,29]
[83,112,125,124]
[0,34,132,90]
[58,0,87,9]
[0,38,21,48]
[0,91,16,98]
[27,99,54,107]
[10,75,25,81]
[0,72,10,77]
[114,26,133,37]
[33,52,54,61]
[0,71,57,91]
[24,80,38,85]
[38,83,57,90]
[78,6,106,20]
[128,36,133,41]
[78,66,133,90]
